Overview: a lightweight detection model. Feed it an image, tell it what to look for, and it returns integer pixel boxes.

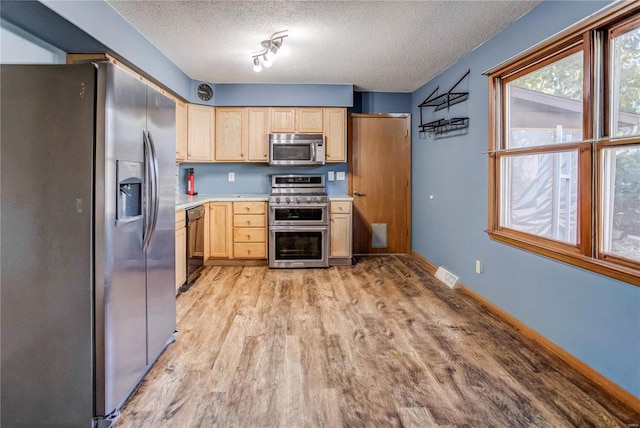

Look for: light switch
[327,171,335,181]
[228,172,235,182]
[336,171,346,181]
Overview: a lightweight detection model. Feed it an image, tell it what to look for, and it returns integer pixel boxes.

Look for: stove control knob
[296,197,301,203]
[316,196,322,202]
[285,197,290,203]
[275,197,280,203]
[306,196,311,202]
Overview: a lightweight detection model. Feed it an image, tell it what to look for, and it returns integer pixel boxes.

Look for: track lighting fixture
[252,30,288,72]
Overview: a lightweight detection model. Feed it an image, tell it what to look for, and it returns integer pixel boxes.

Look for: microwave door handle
[312,143,317,162]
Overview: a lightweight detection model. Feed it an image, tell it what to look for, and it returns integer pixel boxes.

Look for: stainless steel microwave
[268,133,325,166]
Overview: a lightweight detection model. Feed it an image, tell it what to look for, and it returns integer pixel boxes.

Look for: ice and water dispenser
[117,160,143,223]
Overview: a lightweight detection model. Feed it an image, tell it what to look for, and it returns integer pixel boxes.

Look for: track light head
[263,54,272,68]
[265,45,277,61]
[253,56,262,72]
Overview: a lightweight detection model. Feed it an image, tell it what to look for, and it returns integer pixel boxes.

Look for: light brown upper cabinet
[215,107,248,162]
[269,108,323,133]
[175,100,188,162]
[187,104,215,161]
[323,108,347,162]
[247,108,271,162]
[296,108,323,133]
[270,107,296,132]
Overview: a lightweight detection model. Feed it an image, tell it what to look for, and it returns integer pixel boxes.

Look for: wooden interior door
[350,114,411,254]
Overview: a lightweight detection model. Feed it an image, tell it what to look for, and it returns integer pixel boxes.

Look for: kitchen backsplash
[177,163,349,195]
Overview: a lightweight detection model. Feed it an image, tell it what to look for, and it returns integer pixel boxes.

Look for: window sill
[487,230,640,287]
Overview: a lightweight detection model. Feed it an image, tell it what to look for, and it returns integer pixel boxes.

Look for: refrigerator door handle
[147,130,160,244]
[142,129,155,251]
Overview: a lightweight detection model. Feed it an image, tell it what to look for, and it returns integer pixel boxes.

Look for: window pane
[601,145,640,262]
[507,52,583,148]
[500,151,578,244]
[611,25,640,137]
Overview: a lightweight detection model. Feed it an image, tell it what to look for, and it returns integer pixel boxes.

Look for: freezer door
[145,87,177,363]
[0,65,95,426]
[96,63,149,416]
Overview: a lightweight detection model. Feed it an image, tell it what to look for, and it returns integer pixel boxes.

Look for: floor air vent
[435,267,460,289]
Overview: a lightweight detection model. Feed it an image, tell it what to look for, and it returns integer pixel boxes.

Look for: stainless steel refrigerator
[1,63,177,427]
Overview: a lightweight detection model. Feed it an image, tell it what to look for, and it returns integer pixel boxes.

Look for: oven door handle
[269,225,329,231]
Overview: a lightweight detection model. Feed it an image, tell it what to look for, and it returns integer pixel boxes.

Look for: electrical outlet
[228,172,235,182]
[475,260,483,274]
[327,171,335,181]
[336,171,346,181]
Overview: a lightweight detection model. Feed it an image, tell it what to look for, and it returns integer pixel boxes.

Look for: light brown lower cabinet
[330,201,353,265]
[232,202,267,259]
[205,201,267,262]
[207,202,233,259]
[175,210,187,293]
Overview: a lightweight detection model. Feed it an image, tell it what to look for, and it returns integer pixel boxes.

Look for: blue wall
[411,0,639,398]
[213,84,353,107]
[0,18,65,64]
[179,163,348,196]
[353,91,412,113]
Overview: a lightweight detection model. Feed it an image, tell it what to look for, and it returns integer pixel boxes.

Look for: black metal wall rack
[419,69,470,137]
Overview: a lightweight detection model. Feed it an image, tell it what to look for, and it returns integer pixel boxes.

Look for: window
[488,4,640,286]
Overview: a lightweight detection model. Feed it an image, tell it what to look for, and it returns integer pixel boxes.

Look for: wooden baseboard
[409,250,640,413]
[330,257,353,266]
[205,259,268,267]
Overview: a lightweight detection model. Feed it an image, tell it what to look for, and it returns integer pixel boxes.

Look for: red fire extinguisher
[187,168,197,195]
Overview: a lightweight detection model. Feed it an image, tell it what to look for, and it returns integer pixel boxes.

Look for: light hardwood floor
[115,255,639,427]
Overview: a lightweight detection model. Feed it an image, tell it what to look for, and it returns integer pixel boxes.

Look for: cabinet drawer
[175,210,186,230]
[233,214,266,227]
[233,227,266,243]
[233,201,266,214]
[330,201,351,214]
[234,242,266,259]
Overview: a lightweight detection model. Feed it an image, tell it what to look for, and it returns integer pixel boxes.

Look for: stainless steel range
[268,174,329,268]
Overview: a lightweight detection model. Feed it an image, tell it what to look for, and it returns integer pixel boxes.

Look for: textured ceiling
[106,0,540,92]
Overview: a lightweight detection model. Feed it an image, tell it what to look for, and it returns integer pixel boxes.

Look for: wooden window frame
[487,3,640,287]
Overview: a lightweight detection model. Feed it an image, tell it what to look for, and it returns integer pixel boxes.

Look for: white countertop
[329,195,354,201]
[176,194,269,210]
[176,194,353,210]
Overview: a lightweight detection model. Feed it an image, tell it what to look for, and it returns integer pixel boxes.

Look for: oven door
[269,226,329,268]
[269,204,328,226]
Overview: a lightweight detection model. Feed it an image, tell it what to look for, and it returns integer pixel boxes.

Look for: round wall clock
[195,83,213,102]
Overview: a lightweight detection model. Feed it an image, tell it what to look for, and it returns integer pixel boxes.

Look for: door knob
[353,191,366,196]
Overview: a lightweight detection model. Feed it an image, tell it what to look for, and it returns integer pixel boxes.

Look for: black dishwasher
[185,205,205,288]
